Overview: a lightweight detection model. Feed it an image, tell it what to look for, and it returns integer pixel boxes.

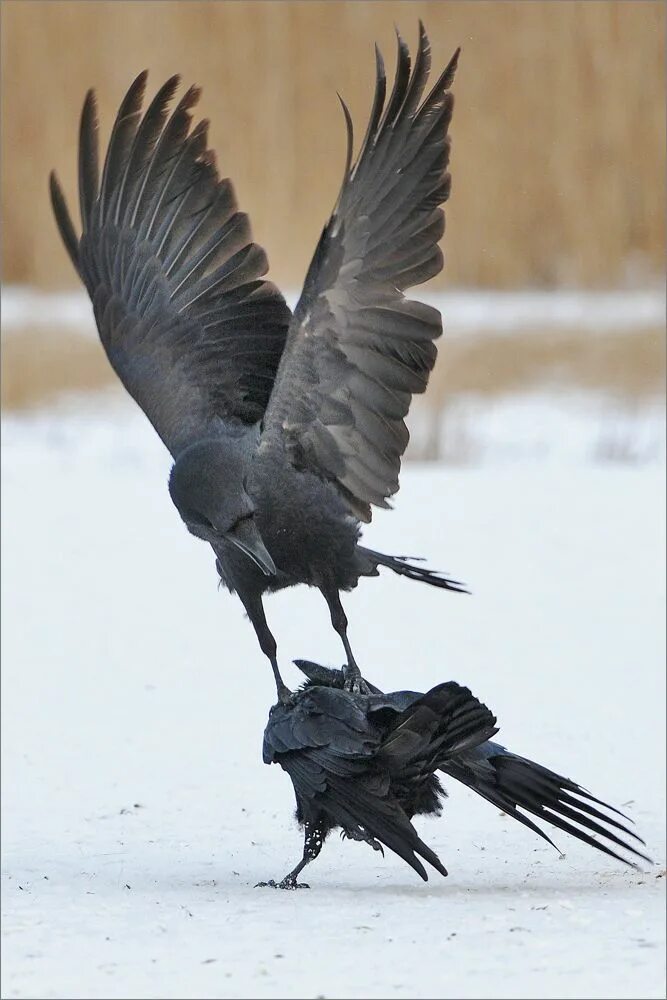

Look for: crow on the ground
[49,25,464,702]
[259,660,650,888]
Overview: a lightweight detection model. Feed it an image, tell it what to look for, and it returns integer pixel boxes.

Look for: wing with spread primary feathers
[261,24,459,520]
[50,74,291,456]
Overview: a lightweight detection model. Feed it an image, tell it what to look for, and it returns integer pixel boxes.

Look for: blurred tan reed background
[3,0,666,290]
[1,0,665,419]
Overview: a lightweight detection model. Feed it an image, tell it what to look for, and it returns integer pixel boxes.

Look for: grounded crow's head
[168,438,276,576]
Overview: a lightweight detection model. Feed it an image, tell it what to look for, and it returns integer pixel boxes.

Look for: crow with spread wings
[50,25,464,702]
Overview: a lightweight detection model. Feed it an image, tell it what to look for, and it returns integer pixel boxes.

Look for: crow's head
[169,437,276,576]
[293,659,385,694]
[293,660,347,690]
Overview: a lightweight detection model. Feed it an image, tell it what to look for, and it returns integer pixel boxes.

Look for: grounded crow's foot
[255,878,310,890]
[340,829,384,855]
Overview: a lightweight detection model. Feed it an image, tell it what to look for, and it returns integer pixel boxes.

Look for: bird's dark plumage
[259,660,650,887]
[50,25,464,700]
[261,28,459,523]
[50,74,291,455]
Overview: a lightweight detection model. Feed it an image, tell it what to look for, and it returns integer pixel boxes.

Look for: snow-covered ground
[2,396,665,1000]
[411,391,666,466]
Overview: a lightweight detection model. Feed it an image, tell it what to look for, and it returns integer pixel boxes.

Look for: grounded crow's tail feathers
[358,546,469,594]
[442,742,652,869]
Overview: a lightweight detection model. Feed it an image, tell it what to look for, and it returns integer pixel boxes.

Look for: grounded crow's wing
[50,74,291,457]
[261,25,459,521]
[264,687,448,880]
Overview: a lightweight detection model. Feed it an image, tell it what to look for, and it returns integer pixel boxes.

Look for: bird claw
[340,827,382,856]
[343,664,371,695]
[255,878,310,890]
[277,686,296,707]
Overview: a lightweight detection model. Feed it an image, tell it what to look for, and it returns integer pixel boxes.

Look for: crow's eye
[182,508,213,530]
[229,510,254,533]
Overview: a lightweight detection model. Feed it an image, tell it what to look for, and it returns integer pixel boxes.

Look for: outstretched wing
[50,74,291,456]
[261,24,458,521]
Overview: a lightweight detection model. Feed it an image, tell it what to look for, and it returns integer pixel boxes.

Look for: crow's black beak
[226,519,276,576]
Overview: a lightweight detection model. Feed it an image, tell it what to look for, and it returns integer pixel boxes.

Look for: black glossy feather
[49,172,79,273]
[117,74,181,229]
[443,748,650,868]
[78,89,99,232]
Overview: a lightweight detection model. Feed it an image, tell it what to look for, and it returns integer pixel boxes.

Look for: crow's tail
[442,742,651,868]
[358,546,468,594]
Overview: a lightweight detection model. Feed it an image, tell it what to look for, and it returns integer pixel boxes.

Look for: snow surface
[412,391,666,466]
[2,398,666,1000]
[3,285,665,336]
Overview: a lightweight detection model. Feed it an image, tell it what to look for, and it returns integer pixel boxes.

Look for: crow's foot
[277,683,296,707]
[255,877,310,890]
[343,662,371,695]
[270,656,295,706]
[340,829,384,854]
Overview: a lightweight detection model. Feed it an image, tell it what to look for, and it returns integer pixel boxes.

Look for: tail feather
[443,744,651,868]
[358,546,468,594]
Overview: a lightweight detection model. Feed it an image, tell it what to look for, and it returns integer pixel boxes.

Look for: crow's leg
[255,821,326,890]
[240,591,292,704]
[320,588,370,695]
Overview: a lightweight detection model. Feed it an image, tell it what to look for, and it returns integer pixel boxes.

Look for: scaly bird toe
[343,663,371,695]
[255,877,310,890]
